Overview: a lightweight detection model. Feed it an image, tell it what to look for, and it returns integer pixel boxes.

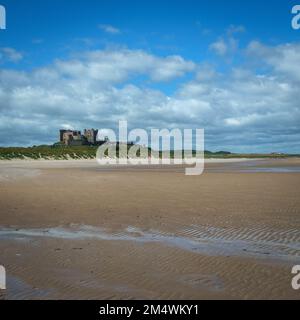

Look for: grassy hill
[0,144,298,160]
[0,145,98,160]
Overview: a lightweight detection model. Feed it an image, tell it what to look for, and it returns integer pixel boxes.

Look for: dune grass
[0,144,298,160]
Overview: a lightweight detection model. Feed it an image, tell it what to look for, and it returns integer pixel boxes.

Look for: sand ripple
[0,224,299,263]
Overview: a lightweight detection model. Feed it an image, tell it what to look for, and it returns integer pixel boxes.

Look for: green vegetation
[0,145,298,160]
[0,145,98,160]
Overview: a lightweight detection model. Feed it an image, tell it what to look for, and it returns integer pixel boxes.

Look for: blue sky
[0,0,300,152]
[1,0,298,67]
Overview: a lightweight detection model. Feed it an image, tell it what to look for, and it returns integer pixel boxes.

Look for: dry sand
[0,158,300,299]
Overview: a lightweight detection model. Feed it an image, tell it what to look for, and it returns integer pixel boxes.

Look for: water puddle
[0,275,54,300]
[0,224,299,263]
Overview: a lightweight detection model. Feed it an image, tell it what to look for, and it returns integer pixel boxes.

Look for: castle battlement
[59,129,103,146]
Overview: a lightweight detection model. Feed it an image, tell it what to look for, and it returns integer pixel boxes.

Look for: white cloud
[210,25,243,57]
[210,39,228,55]
[53,49,196,83]
[209,37,237,56]
[0,47,23,63]
[98,24,121,34]
[0,44,299,153]
[226,24,245,35]
[247,41,300,82]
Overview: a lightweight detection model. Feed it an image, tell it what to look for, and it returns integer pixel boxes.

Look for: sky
[0,0,300,152]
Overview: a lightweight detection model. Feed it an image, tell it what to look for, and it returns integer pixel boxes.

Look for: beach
[0,158,300,299]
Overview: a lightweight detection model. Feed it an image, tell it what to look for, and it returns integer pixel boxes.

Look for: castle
[59,129,106,146]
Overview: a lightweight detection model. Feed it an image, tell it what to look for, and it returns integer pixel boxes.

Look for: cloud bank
[0,42,299,153]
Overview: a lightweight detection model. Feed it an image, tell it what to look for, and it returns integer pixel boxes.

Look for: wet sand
[0,158,300,299]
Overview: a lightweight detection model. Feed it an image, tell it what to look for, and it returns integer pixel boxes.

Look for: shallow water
[0,224,299,263]
[239,167,300,173]
[207,160,300,173]
[1,275,54,300]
